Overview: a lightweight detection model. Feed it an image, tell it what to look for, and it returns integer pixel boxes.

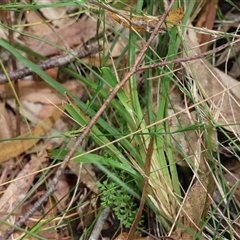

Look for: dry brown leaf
[108,6,184,33]
[0,108,62,163]
[183,28,240,134]
[0,153,48,234]
[52,174,70,211]
[38,104,59,120]
[0,102,15,180]
[25,10,52,35]
[0,102,12,139]
[23,15,100,56]
[68,161,99,194]
[170,128,214,240]
[171,172,214,240]
[0,80,86,104]
[44,67,59,79]
[229,54,240,79]
[37,0,69,28]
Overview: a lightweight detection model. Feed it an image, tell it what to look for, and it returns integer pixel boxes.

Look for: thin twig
[89,206,112,240]
[0,41,100,84]
[136,39,240,72]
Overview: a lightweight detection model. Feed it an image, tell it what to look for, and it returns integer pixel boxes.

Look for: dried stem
[127,136,154,240]
[89,206,112,240]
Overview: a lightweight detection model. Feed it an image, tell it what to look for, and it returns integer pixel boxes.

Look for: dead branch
[0,41,100,84]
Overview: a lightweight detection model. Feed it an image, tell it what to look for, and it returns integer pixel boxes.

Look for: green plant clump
[97,179,143,229]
